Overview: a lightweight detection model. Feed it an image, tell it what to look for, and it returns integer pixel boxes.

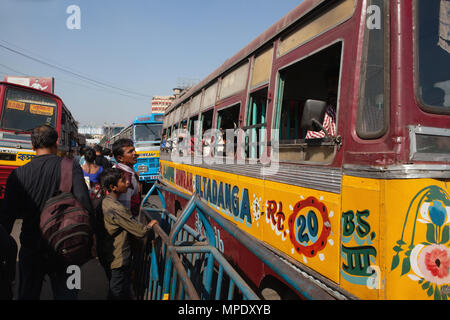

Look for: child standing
[99,168,158,300]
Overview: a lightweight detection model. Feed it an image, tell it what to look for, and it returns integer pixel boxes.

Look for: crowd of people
[0,125,158,300]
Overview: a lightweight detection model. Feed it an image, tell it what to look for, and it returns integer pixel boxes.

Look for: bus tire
[259,276,301,300]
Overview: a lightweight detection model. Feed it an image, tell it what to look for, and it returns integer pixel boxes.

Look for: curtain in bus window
[218,63,249,100]
[183,100,191,119]
[190,94,201,116]
[251,47,273,88]
[168,111,174,128]
[174,107,181,125]
[278,0,355,56]
[202,82,218,110]
[439,0,450,53]
[180,103,188,122]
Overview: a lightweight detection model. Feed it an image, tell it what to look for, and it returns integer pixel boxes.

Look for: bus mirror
[301,99,327,132]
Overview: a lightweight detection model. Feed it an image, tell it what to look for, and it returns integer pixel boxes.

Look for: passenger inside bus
[201,109,214,157]
[304,70,338,139]
[216,104,240,157]
[277,41,342,162]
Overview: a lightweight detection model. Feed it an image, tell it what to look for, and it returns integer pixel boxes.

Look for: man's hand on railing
[147,220,159,229]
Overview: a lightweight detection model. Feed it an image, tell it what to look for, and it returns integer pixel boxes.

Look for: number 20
[297,210,319,244]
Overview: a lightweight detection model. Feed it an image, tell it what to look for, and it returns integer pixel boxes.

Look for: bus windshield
[1,87,57,132]
[416,0,450,112]
[134,123,162,142]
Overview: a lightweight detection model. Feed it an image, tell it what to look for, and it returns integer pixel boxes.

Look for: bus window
[275,42,342,163]
[416,0,450,114]
[200,109,214,133]
[166,127,172,148]
[134,123,162,142]
[217,104,240,157]
[188,115,198,137]
[357,0,389,138]
[200,109,214,156]
[180,119,188,131]
[245,88,268,160]
[162,128,167,146]
[217,104,240,131]
[171,123,179,141]
[1,87,57,132]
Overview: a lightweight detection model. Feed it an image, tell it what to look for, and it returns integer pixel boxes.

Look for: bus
[159,0,450,300]
[111,114,163,185]
[0,81,79,198]
[100,124,124,151]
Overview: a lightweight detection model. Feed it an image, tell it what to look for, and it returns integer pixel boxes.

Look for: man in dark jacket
[0,125,94,300]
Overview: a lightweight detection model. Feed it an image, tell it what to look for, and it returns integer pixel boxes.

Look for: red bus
[158,0,449,300]
[0,81,79,199]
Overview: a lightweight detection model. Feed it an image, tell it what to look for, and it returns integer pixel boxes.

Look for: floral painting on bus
[287,196,332,258]
[391,185,450,300]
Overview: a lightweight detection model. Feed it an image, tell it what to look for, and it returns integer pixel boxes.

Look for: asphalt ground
[10,219,109,300]
[9,194,162,300]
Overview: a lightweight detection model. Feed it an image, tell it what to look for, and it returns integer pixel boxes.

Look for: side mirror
[301,99,327,132]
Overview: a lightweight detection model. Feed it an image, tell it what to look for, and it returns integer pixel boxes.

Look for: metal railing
[136,182,260,300]
[137,181,353,300]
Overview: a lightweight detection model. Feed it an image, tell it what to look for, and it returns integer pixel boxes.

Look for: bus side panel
[263,180,341,285]
[159,160,266,290]
[340,176,381,300]
[384,179,450,300]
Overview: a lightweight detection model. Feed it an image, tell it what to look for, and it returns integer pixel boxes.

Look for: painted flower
[412,244,450,286]
[428,201,447,227]
[419,201,450,225]
[424,246,449,278]
[252,197,261,221]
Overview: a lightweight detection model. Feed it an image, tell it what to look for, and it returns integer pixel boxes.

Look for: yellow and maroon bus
[0,81,79,199]
[159,0,450,300]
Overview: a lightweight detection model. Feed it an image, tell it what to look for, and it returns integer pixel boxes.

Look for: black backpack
[39,157,93,266]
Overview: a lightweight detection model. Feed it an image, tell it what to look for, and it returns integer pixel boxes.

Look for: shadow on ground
[11,220,109,300]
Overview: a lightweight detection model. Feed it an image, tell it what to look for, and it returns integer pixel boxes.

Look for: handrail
[142,181,355,300]
[153,224,200,300]
[139,183,261,300]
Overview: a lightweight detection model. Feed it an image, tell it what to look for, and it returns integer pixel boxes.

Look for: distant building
[78,125,104,136]
[101,124,125,149]
[151,95,174,114]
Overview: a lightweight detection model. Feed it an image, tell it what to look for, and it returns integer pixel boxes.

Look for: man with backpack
[0,125,94,300]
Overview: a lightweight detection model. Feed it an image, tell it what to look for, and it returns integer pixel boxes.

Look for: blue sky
[0,0,301,127]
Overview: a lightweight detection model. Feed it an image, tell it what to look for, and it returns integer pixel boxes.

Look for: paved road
[9,194,162,300]
[11,219,109,300]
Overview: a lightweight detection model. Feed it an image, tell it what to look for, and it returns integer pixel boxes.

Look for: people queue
[0,126,158,300]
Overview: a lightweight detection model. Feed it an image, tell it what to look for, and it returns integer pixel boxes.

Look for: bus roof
[0,81,62,100]
[133,114,164,124]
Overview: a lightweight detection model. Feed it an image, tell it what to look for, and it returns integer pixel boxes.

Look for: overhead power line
[0,42,153,99]
[0,62,149,101]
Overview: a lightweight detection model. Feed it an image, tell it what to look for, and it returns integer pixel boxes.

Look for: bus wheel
[261,287,282,300]
[259,277,301,300]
